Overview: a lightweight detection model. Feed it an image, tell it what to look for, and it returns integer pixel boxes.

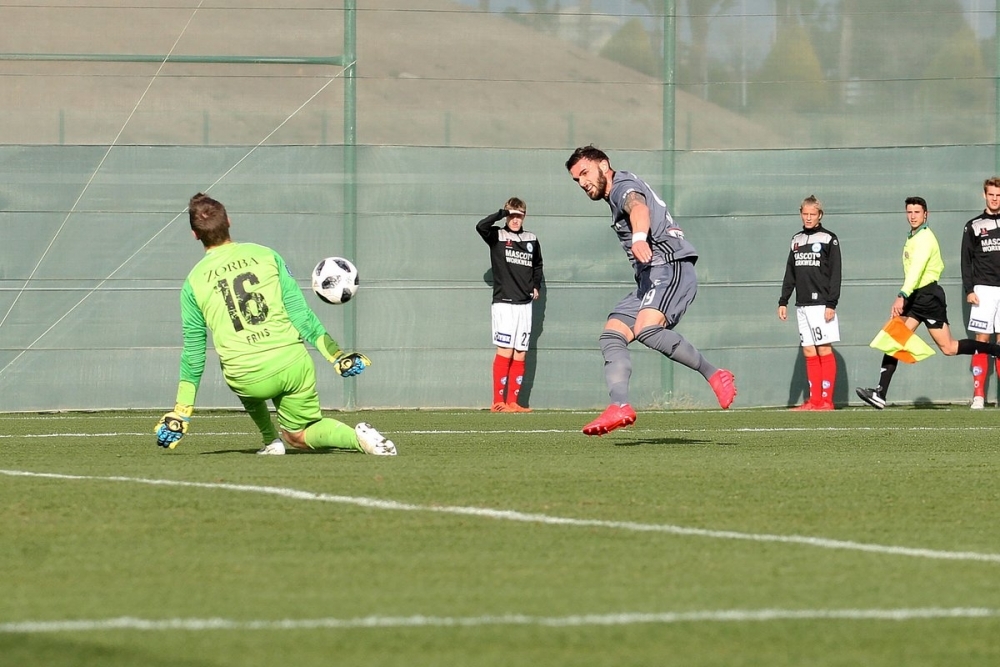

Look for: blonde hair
[800,194,823,217]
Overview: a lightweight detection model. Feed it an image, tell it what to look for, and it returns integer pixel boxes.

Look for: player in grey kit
[565,145,736,435]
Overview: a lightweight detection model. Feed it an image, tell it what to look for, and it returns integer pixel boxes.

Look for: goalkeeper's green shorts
[227,346,322,433]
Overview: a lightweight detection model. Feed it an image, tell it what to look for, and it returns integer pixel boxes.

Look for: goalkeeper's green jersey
[176,242,331,404]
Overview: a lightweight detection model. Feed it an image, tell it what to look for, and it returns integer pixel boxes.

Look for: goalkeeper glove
[155,404,193,449]
[334,351,371,377]
[315,334,370,377]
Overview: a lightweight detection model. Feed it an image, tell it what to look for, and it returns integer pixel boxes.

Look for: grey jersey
[608,170,698,272]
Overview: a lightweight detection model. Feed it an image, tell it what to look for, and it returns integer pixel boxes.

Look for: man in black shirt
[778,195,842,410]
[960,177,1000,409]
[477,197,544,412]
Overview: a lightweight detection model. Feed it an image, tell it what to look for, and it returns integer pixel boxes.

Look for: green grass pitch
[2,407,999,666]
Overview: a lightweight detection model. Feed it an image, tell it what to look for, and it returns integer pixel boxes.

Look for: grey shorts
[608,260,698,329]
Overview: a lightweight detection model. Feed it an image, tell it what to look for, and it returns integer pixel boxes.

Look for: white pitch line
[2,607,997,634]
[4,425,1000,438]
[0,432,255,439]
[2,469,999,564]
[407,426,1000,434]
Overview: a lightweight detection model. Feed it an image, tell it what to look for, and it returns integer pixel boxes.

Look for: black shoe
[855,387,885,410]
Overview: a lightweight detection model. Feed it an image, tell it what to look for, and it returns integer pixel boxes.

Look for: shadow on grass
[613,436,716,447]
[199,448,321,455]
[911,396,949,409]
[200,448,345,455]
[0,635,211,667]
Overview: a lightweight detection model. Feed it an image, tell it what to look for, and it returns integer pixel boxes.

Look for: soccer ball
[312,257,359,305]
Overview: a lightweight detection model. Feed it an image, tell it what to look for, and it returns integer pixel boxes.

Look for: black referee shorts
[902,282,949,329]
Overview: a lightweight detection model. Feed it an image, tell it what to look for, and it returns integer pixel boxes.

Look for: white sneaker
[256,438,285,455]
[971,396,985,410]
[355,422,397,456]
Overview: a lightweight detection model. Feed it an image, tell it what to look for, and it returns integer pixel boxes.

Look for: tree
[751,19,830,111]
[836,0,965,80]
[681,0,735,100]
[920,24,990,109]
[599,17,659,77]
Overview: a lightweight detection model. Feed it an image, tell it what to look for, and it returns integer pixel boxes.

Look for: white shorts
[796,305,840,347]
[491,302,532,352]
[967,284,1000,334]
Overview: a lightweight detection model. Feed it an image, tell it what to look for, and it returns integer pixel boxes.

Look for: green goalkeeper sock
[304,418,362,452]
[241,398,280,445]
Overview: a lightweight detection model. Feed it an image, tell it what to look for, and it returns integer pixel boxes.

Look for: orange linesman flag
[869,317,936,364]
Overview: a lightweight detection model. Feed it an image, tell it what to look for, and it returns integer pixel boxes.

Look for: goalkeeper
[155,193,396,456]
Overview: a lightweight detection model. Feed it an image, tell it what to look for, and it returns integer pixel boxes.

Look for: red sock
[493,354,512,404]
[805,355,822,405]
[973,352,988,398]
[506,359,526,404]
[818,353,836,406]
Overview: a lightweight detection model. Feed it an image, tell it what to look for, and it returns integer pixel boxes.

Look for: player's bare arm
[623,191,653,263]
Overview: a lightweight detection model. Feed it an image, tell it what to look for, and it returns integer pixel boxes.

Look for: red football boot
[709,369,737,409]
[582,403,637,436]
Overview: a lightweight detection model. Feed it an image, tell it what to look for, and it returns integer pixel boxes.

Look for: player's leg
[236,394,282,445]
[230,371,284,452]
[971,333,989,409]
[927,322,962,355]
[631,262,735,409]
[492,348,513,411]
[505,350,531,412]
[271,350,396,455]
[925,323,1000,358]
[816,344,837,410]
[226,347,305,454]
[273,360,360,452]
[504,303,532,412]
[797,305,839,410]
[582,295,638,436]
[792,346,821,411]
[992,295,1000,405]
[491,303,516,411]
[911,284,965,356]
[858,316,917,408]
[994,336,1000,407]
[792,306,820,410]
[855,354,896,409]
[967,285,994,408]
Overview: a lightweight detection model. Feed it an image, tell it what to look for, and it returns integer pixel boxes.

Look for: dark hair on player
[188,193,231,248]
[984,177,1000,192]
[565,145,610,171]
[905,196,928,212]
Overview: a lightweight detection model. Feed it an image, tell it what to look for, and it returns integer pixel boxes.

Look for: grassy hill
[0,0,780,149]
